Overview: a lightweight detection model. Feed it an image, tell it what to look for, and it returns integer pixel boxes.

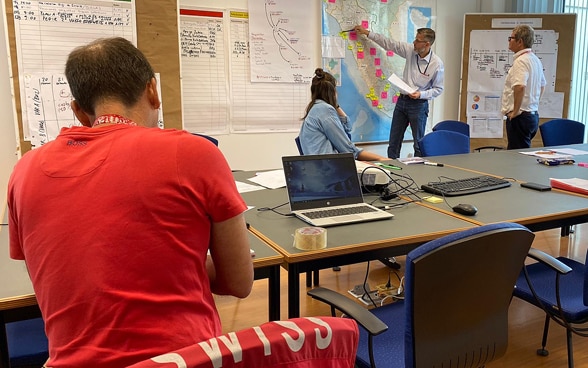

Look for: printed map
[322,0,435,142]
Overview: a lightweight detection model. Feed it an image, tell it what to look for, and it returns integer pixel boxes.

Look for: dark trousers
[387,95,429,158]
[506,111,539,149]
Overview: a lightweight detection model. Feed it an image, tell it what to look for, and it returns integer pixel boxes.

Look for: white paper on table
[248,169,286,189]
[519,151,574,160]
[235,181,265,193]
[550,148,588,156]
[387,73,416,95]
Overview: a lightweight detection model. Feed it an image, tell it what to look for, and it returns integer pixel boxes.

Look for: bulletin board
[5,0,183,154]
[460,13,576,150]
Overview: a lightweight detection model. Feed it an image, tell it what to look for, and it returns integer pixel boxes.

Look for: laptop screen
[282,153,364,211]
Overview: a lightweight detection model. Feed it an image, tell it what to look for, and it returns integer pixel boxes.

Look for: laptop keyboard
[302,204,378,219]
[421,175,511,196]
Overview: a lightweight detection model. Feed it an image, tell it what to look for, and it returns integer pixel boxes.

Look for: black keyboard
[302,205,378,219]
[421,175,511,197]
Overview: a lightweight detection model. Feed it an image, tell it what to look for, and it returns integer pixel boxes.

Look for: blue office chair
[191,133,219,146]
[417,130,470,157]
[308,222,535,368]
[432,120,470,137]
[5,317,49,367]
[513,248,588,368]
[539,118,585,146]
[294,136,304,155]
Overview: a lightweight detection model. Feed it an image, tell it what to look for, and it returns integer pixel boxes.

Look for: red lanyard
[92,114,137,127]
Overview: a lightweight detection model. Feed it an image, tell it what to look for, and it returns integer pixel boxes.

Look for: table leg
[268,265,280,321]
[288,265,301,318]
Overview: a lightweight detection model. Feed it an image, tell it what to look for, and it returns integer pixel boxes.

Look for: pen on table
[424,161,444,167]
[375,162,402,170]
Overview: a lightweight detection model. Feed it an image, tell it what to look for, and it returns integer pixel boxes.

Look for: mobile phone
[520,182,551,191]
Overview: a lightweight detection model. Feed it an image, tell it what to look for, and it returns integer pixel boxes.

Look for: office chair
[308,222,535,368]
[191,133,219,146]
[128,317,359,368]
[432,120,470,137]
[539,118,585,146]
[417,130,470,157]
[539,119,585,236]
[294,136,304,155]
[4,317,49,367]
[513,247,588,368]
[432,120,503,152]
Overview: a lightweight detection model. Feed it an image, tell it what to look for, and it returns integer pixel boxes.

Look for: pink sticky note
[349,32,357,41]
[374,58,381,66]
[381,91,388,99]
[375,69,383,77]
[372,99,379,107]
[381,0,387,2]
[362,20,369,29]
[329,0,336,2]
[393,95,399,103]
[357,51,364,59]
[387,50,394,57]
[370,47,376,56]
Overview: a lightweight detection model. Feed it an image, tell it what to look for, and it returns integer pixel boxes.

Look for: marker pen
[424,161,444,167]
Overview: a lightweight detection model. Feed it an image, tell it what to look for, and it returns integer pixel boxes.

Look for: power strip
[348,284,371,298]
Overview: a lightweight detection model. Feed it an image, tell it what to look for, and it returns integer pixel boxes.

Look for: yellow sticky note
[423,196,444,203]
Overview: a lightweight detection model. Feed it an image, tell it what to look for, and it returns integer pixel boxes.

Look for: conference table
[0,219,283,368]
[236,172,477,318]
[407,144,588,233]
[236,146,588,318]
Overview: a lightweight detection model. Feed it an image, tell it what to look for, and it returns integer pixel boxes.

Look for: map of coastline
[322,0,435,142]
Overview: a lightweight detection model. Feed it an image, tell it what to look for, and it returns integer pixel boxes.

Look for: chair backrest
[432,120,470,137]
[128,317,359,368]
[417,130,470,157]
[191,133,219,146]
[295,136,304,155]
[6,317,49,367]
[404,222,535,368]
[539,118,585,146]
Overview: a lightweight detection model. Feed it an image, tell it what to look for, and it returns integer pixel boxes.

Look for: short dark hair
[417,28,436,45]
[65,37,155,115]
[513,25,535,49]
[302,68,338,119]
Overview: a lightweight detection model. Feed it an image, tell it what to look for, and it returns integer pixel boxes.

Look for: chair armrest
[527,248,572,274]
[307,287,388,336]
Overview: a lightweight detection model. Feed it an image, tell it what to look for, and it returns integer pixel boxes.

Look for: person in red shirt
[8,37,253,367]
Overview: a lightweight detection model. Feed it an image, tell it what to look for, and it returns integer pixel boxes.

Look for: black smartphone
[520,182,551,191]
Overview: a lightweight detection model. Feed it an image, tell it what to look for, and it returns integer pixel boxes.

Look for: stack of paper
[397,157,425,165]
[550,178,588,195]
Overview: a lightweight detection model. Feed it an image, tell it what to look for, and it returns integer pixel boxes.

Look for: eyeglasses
[413,38,427,43]
[508,36,517,41]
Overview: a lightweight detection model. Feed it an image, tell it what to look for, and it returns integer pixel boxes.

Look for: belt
[520,111,538,115]
[399,94,425,101]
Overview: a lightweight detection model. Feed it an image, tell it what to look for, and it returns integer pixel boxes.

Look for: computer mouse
[452,203,478,216]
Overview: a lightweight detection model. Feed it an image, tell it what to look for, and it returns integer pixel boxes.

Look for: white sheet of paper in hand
[388,73,416,95]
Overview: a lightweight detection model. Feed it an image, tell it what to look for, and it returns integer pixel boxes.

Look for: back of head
[513,24,535,48]
[65,37,155,115]
[303,68,338,118]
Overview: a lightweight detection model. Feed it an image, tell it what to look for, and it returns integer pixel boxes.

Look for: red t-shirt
[8,125,247,367]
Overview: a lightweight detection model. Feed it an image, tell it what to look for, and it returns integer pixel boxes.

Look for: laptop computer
[282,153,394,227]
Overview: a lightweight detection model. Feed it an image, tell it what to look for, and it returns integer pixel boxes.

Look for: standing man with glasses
[501,24,546,149]
[354,25,444,158]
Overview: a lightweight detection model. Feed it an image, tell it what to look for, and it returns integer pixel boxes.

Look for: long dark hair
[302,68,338,119]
